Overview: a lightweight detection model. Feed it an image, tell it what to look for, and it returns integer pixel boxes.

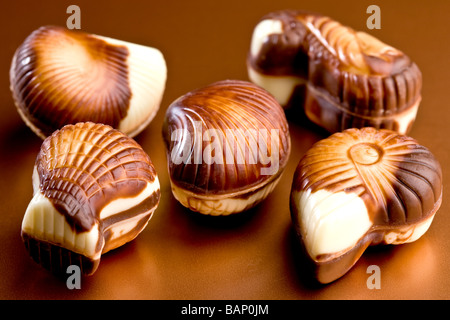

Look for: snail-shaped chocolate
[10,26,167,139]
[248,10,422,134]
[21,122,161,275]
[163,80,291,215]
[290,127,442,283]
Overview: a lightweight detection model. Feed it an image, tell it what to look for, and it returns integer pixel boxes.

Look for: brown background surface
[0,0,449,300]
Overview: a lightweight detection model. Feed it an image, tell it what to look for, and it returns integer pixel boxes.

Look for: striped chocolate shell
[247,10,422,134]
[162,80,291,215]
[21,122,161,275]
[290,127,442,283]
[10,25,167,139]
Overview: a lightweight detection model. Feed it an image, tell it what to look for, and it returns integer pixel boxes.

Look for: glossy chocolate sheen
[1,0,450,300]
[248,10,422,134]
[36,122,158,232]
[10,26,131,138]
[290,127,442,283]
[10,25,167,140]
[163,80,291,196]
[21,122,161,275]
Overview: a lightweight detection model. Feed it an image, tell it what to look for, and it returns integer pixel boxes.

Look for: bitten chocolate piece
[290,127,442,284]
[10,26,167,139]
[248,10,422,134]
[21,122,161,275]
[162,80,291,215]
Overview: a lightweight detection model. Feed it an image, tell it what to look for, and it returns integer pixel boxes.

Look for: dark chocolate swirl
[293,127,442,225]
[10,26,132,138]
[36,122,159,232]
[163,80,291,196]
[248,10,422,121]
[290,127,443,283]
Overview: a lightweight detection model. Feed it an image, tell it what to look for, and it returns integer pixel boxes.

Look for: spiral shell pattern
[21,122,161,275]
[290,127,442,283]
[163,80,291,215]
[10,26,167,139]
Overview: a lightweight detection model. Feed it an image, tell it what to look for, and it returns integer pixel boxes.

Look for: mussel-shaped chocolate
[163,80,291,215]
[290,127,442,283]
[10,26,167,139]
[21,122,161,275]
[247,10,422,134]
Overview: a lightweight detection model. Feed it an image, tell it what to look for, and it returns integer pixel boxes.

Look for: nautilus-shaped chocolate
[10,25,167,139]
[290,127,442,283]
[21,122,161,275]
[247,10,422,134]
[162,80,291,216]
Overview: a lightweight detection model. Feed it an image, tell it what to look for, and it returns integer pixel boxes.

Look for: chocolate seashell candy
[21,122,161,275]
[10,26,167,139]
[163,80,291,216]
[290,127,442,284]
[247,10,422,134]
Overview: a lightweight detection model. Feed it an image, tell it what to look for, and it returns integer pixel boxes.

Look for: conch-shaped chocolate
[248,10,422,134]
[290,127,442,283]
[21,122,161,275]
[163,80,291,215]
[10,26,167,139]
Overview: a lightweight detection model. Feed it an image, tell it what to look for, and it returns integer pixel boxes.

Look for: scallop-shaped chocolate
[163,80,291,215]
[290,127,442,284]
[10,25,167,139]
[248,10,422,134]
[21,122,161,275]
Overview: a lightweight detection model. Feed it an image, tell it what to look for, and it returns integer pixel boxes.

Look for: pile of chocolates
[10,10,442,283]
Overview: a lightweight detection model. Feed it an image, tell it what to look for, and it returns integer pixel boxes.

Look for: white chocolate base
[248,18,299,107]
[97,36,167,138]
[248,67,306,106]
[22,192,102,260]
[292,189,372,259]
[170,175,282,216]
[22,167,159,261]
[292,189,441,261]
[250,19,284,58]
